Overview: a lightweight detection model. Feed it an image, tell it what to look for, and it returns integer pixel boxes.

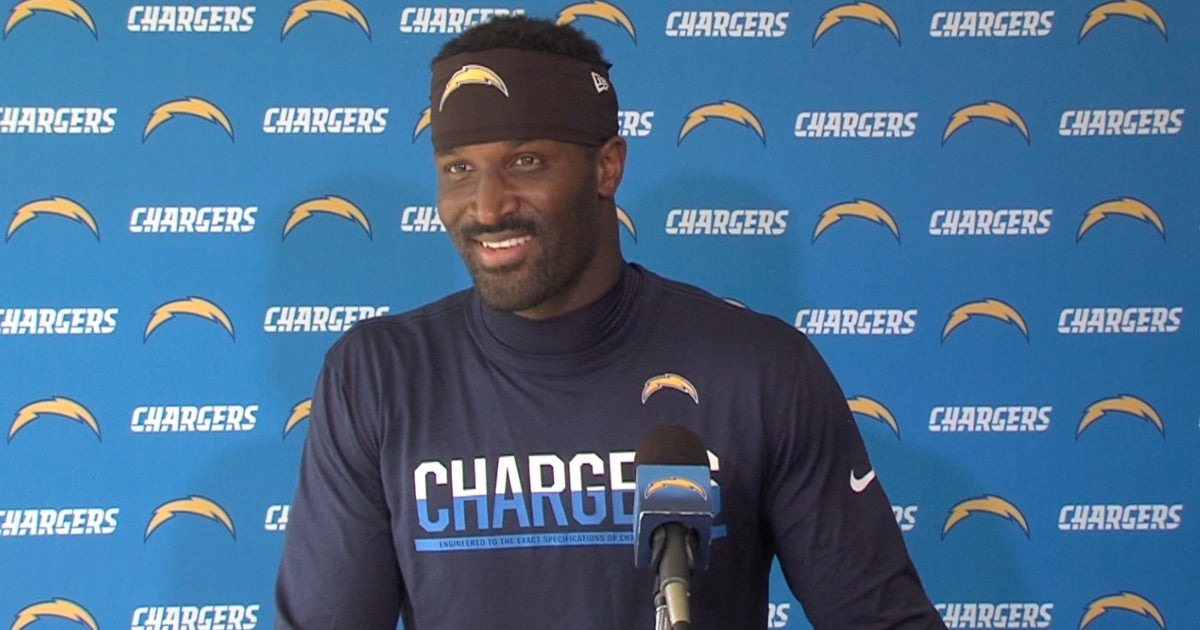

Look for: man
[276,15,943,629]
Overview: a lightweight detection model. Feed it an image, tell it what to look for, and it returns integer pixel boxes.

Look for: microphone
[633,425,714,630]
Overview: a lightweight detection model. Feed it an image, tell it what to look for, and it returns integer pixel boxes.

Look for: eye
[511,154,541,168]
[442,161,471,175]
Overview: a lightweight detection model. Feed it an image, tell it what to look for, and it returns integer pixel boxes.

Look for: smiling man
[275,15,943,630]
[435,134,623,319]
[431,41,626,321]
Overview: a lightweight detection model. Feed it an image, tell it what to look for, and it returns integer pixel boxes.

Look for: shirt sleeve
[766,339,944,629]
[275,345,404,629]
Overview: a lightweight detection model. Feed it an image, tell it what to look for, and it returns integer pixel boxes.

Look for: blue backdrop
[2,1,1197,628]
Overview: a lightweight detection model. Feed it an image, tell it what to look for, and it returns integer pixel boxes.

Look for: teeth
[479,236,531,250]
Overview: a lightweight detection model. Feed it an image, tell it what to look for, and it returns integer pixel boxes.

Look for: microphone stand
[654,588,671,630]
[649,525,694,630]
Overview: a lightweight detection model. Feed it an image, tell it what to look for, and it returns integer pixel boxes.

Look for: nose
[473,167,519,226]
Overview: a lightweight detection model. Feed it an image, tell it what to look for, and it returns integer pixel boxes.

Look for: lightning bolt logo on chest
[641,373,699,405]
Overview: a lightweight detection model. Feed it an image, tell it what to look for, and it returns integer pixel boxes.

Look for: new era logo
[591,71,610,93]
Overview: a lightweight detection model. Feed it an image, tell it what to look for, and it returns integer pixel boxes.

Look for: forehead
[434,138,588,159]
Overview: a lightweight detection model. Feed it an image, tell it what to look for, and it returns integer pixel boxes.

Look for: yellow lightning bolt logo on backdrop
[439,64,509,111]
[1079,0,1167,42]
[1076,197,1165,242]
[282,195,372,240]
[556,1,637,43]
[641,373,699,405]
[6,196,99,242]
[942,495,1029,539]
[281,0,370,40]
[9,397,100,443]
[942,101,1030,145]
[1076,394,1164,438]
[812,2,900,46]
[616,206,636,242]
[812,199,900,244]
[4,0,96,40]
[283,399,312,439]
[1079,591,1166,629]
[143,97,234,142]
[412,107,431,142]
[144,296,235,341]
[942,298,1029,342]
[644,477,708,500]
[678,101,765,145]
[145,495,236,541]
[847,396,900,439]
[11,598,99,630]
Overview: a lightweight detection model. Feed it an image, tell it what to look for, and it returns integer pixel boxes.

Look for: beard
[451,215,572,314]
[450,200,600,315]
[462,241,553,314]
[469,260,556,313]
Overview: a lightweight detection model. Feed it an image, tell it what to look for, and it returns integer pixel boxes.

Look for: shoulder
[322,289,474,371]
[643,268,815,356]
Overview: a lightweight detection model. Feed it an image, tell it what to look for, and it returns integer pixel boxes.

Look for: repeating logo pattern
[144,495,236,541]
[941,495,1030,539]
[812,2,900,46]
[10,598,99,630]
[2,2,1192,629]
[143,297,235,341]
[4,0,97,39]
[281,0,371,40]
[941,101,1031,146]
[8,396,101,442]
[6,196,99,241]
[143,97,234,142]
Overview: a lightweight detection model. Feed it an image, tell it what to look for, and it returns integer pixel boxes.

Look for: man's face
[435,137,625,319]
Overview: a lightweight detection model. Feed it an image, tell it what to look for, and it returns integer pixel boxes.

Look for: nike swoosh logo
[850,469,876,493]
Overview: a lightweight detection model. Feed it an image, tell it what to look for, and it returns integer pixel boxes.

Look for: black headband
[429,48,619,152]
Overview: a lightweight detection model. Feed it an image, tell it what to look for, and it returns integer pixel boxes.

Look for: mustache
[458,215,538,239]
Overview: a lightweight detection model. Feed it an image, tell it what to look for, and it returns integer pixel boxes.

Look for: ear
[594,136,626,199]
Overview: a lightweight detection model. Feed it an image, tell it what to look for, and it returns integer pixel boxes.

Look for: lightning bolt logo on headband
[942,101,1030,146]
[942,298,1029,342]
[941,495,1029,539]
[3,0,96,40]
[9,396,101,442]
[439,64,509,111]
[281,0,370,40]
[641,373,699,405]
[1079,592,1166,629]
[847,396,900,439]
[6,196,99,242]
[616,206,636,242]
[283,399,311,439]
[1076,197,1165,242]
[11,598,99,630]
[556,1,637,43]
[678,101,765,145]
[144,296,235,342]
[282,195,372,240]
[1076,394,1164,438]
[1079,0,1167,42]
[144,495,236,541]
[812,2,900,46]
[143,97,234,142]
[812,199,900,244]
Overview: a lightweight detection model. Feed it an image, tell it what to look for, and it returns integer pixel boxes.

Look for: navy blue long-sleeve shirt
[275,264,942,629]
